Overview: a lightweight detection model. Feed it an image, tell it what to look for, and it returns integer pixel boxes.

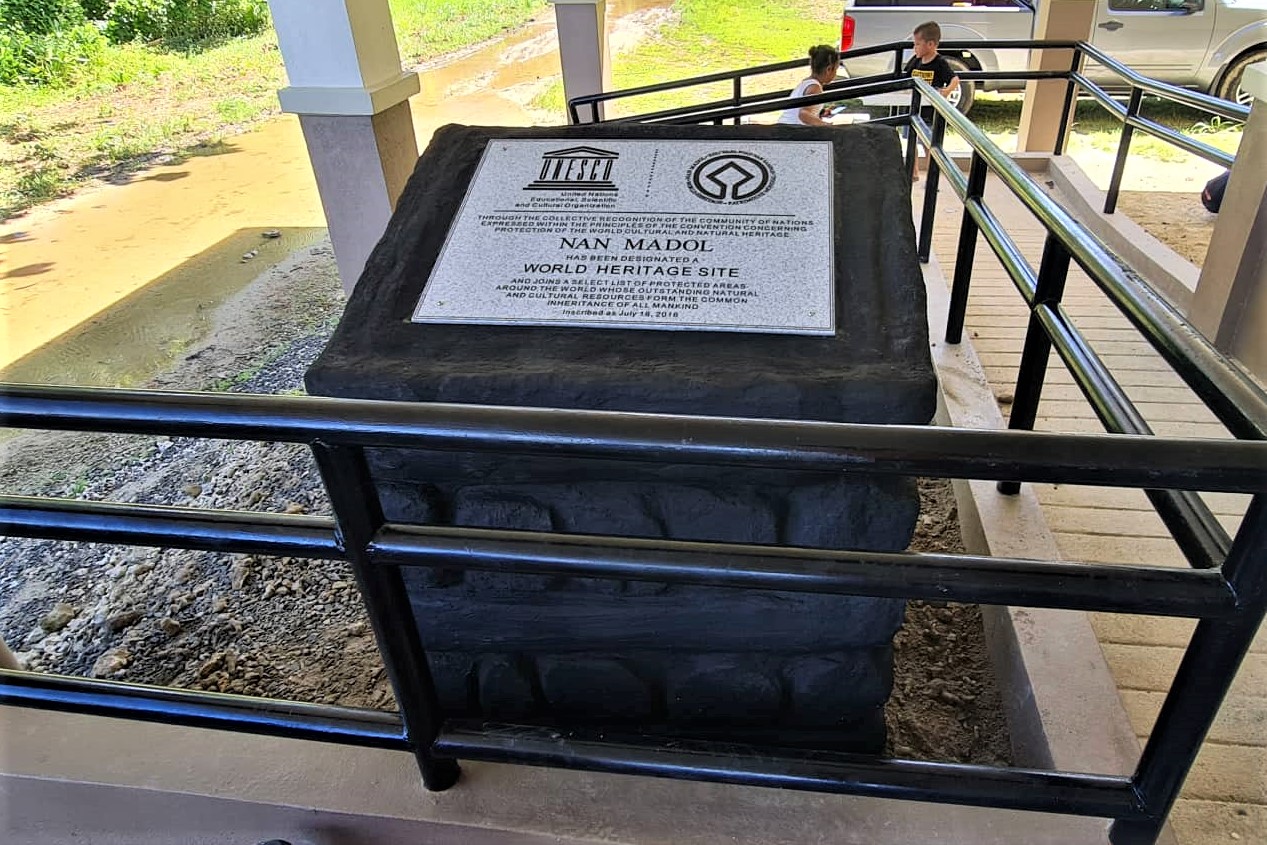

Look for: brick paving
[917,173,1265,845]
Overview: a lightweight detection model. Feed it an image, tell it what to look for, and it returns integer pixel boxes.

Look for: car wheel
[1216,48,1267,108]
[942,56,976,116]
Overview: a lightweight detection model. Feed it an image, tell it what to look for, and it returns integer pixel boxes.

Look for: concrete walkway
[916,173,1265,845]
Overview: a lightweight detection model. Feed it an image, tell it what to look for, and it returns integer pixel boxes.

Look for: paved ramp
[917,173,1264,845]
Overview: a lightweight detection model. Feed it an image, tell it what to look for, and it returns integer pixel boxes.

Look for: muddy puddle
[0,0,674,387]
[1,227,325,387]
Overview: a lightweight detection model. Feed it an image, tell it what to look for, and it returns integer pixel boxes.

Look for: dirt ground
[0,239,1011,765]
[1116,190,1217,268]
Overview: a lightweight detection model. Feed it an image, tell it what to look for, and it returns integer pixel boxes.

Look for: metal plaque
[413,139,835,335]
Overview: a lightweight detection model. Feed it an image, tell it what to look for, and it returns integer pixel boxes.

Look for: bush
[162,0,267,46]
[0,0,85,34]
[104,0,162,42]
[78,0,111,20]
[0,18,104,84]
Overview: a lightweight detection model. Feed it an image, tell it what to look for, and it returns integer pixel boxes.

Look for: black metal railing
[568,38,1250,215]
[1072,42,1245,212]
[589,56,1265,574]
[561,47,1266,845]
[1,43,1263,845]
[2,386,1265,845]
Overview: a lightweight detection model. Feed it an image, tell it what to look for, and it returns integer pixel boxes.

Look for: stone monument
[306,123,936,753]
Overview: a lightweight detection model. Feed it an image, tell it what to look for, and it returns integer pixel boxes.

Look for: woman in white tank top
[778,45,840,126]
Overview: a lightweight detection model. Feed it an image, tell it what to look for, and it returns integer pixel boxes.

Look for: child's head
[913,21,941,60]
[808,44,840,79]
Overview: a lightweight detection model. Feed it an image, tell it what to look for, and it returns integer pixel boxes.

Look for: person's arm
[798,82,831,125]
[936,58,959,99]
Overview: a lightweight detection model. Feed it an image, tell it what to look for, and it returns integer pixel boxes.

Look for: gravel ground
[0,239,1009,764]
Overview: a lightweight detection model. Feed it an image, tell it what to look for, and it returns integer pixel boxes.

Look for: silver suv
[840,0,1267,112]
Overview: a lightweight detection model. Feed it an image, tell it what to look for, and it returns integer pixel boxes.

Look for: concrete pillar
[267,0,421,293]
[1016,0,1096,153]
[550,0,611,123]
[1190,63,1267,381]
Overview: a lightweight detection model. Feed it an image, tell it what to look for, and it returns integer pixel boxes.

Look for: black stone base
[306,123,937,753]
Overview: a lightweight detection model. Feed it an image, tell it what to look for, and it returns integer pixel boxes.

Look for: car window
[1106,0,1202,11]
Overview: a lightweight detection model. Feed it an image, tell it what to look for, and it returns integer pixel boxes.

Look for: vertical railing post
[893,46,905,78]
[945,152,988,344]
[904,87,922,179]
[1109,495,1267,845]
[918,109,947,263]
[997,232,1071,495]
[310,442,460,792]
[1053,45,1083,157]
[1105,86,1142,214]
[732,76,743,125]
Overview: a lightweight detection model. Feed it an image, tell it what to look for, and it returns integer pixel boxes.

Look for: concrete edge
[920,253,1179,845]
[1046,155,1199,313]
[0,774,587,845]
[946,151,1052,174]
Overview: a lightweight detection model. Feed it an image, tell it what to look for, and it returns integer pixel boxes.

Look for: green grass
[215,97,256,123]
[534,0,840,117]
[1,33,285,217]
[389,0,548,65]
[1,0,548,218]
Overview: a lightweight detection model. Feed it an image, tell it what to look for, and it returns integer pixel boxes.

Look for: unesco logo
[687,151,774,204]
[525,146,619,193]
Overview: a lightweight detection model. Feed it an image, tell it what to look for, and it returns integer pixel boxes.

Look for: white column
[1017,0,1096,153]
[550,0,611,124]
[267,0,421,293]
[1190,63,1267,381]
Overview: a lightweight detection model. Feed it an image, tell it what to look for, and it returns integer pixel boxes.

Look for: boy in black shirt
[904,21,959,181]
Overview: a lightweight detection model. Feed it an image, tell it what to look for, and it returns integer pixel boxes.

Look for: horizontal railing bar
[910,78,1267,442]
[1127,113,1236,169]
[607,72,901,125]
[0,668,407,750]
[928,145,968,196]
[609,87,805,126]
[656,77,920,125]
[434,722,1146,819]
[570,38,1085,112]
[636,71,1061,128]
[3,385,1265,491]
[965,198,1040,303]
[936,39,1082,51]
[1078,42,1250,121]
[864,114,909,129]
[1072,74,1129,119]
[954,70,1068,82]
[0,495,345,560]
[1037,305,1232,570]
[369,523,1237,618]
[569,56,808,108]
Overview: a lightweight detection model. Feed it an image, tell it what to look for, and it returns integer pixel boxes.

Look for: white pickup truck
[839,0,1267,112]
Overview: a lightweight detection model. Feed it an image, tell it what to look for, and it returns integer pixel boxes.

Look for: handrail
[0,668,407,749]
[4,384,1262,489]
[566,40,918,123]
[569,37,1248,212]
[905,77,1267,441]
[1078,41,1249,122]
